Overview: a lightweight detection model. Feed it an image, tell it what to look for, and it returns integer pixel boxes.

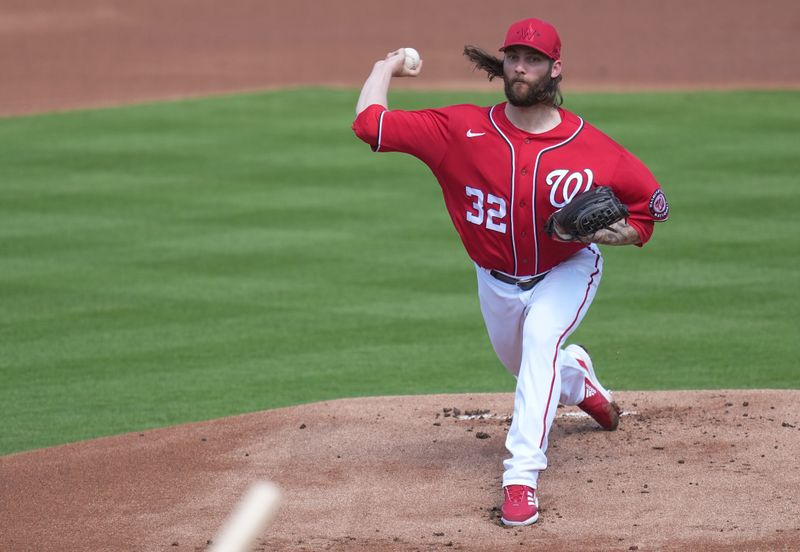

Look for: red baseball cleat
[501,485,539,526]
[567,344,621,430]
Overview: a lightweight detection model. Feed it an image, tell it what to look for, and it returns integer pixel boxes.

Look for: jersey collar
[492,103,579,142]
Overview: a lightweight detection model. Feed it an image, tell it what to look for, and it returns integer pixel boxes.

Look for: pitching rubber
[209,481,282,552]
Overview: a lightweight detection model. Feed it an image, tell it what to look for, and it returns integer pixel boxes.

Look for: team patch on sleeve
[648,188,669,220]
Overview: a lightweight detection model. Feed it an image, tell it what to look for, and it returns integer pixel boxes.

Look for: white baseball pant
[475,244,603,488]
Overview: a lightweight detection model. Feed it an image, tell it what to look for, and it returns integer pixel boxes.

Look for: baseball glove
[544,186,629,240]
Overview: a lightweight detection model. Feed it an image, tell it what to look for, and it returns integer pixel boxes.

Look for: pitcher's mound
[2,390,799,551]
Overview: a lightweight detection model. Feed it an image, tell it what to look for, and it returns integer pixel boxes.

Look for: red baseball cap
[499,18,562,60]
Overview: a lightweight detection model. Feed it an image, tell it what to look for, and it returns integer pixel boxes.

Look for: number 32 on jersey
[465,186,507,234]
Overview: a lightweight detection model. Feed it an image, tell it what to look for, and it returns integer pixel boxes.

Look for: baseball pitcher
[352,17,669,526]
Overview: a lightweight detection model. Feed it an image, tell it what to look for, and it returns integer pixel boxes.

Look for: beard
[503,72,554,107]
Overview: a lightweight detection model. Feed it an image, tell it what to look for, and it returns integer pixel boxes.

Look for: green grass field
[1,88,798,455]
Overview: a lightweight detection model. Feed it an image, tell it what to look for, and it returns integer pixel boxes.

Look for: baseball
[403,47,420,71]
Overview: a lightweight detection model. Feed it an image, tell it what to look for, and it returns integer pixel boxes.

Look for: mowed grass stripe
[1,88,798,454]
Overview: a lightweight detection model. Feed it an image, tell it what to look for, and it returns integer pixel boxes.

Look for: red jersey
[352,103,669,277]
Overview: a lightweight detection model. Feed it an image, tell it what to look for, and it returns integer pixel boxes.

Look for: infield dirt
[1,0,798,116]
[2,391,800,551]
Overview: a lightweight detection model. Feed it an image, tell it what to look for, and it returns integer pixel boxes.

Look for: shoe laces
[505,485,532,504]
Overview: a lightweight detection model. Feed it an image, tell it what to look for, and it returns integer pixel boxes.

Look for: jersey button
[519,200,526,207]
[521,168,528,176]
[521,231,527,237]
[524,138,532,144]
[522,258,529,264]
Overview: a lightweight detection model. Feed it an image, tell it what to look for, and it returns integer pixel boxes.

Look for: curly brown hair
[463,45,563,107]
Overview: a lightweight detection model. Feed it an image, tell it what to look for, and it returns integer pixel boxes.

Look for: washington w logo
[545,169,595,208]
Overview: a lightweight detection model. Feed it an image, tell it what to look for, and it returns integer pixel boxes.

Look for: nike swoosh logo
[466,129,486,138]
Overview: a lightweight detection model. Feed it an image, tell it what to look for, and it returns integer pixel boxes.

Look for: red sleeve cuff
[352,104,388,150]
[627,217,654,247]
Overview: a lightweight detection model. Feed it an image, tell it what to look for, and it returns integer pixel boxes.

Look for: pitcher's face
[502,46,561,107]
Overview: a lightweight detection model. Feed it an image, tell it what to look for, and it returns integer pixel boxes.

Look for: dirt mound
[2,390,799,551]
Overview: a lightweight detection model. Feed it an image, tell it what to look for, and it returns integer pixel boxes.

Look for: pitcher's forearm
[356,49,423,115]
[582,220,642,246]
[356,61,395,115]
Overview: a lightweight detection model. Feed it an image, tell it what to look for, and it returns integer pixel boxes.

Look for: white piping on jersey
[531,117,585,273]
[488,104,518,274]
[375,109,387,152]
